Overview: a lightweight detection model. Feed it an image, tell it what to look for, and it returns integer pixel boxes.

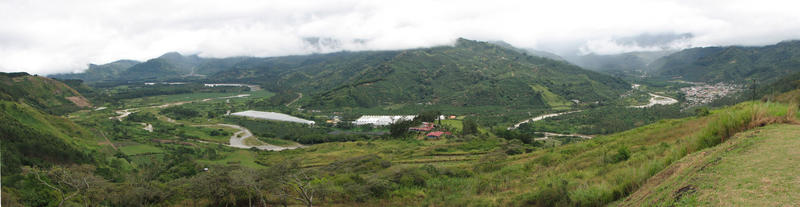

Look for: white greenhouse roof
[353,115,416,126]
[230,110,315,125]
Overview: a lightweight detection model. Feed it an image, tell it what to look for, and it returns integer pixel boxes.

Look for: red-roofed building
[410,122,436,132]
[426,131,446,138]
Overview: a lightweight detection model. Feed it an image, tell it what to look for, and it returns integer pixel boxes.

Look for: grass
[119,144,165,156]
[182,125,237,144]
[439,119,463,131]
[257,137,298,147]
[198,150,264,169]
[616,124,800,206]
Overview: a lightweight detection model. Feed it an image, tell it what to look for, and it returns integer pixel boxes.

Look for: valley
[3,38,800,207]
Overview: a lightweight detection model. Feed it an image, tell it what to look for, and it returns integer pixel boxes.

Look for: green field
[119,144,165,156]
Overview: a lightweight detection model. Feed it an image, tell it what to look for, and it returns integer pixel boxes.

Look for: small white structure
[353,115,416,126]
[230,110,315,125]
[204,83,244,87]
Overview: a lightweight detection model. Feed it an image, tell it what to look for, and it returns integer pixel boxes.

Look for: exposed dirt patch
[674,185,697,201]
[66,96,91,107]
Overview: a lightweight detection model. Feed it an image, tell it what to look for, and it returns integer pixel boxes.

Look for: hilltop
[0,72,92,114]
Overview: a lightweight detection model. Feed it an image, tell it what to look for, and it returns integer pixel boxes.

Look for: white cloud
[1,0,800,75]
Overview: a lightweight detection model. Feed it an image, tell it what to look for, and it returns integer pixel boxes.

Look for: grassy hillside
[617,123,800,206]
[0,101,101,175]
[0,72,91,114]
[652,40,800,83]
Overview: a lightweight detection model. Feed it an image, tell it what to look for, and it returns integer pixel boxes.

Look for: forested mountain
[213,38,630,109]
[49,60,139,82]
[49,53,248,83]
[0,72,92,114]
[488,41,566,61]
[564,50,674,72]
[50,38,631,109]
[651,40,800,83]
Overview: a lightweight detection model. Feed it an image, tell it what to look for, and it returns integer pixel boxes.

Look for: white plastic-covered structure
[352,115,416,126]
[230,110,315,125]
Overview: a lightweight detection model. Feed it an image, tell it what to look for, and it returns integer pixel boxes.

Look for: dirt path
[286,92,302,106]
[533,132,594,141]
[96,130,118,150]
[216,124,303,151]
[142,123,153,132]
[630,93,679,108]
[509,110,581,130]
[107,89,305,151]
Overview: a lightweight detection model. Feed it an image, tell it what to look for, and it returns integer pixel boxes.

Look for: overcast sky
[2,0,800,75]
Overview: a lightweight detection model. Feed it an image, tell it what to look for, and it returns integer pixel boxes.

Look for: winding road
[217,124,303,151]
[509,110,582,130]
[108,85,303,151]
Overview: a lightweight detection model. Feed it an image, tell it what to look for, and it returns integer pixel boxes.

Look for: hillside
[49,59,139,82]
[652,40,800,83]
[0,101,99,175]
[564,50,674,72]
[215,38,631,109]
[0,72,91,114]
[617,123,800,206]
[50,38,630,110]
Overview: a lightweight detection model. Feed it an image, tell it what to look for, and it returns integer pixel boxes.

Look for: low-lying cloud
[1,0,800,75]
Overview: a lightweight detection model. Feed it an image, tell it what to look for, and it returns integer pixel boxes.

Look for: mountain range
[50,38,631,109]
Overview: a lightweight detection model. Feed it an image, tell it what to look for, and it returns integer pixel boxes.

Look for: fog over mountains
[2,0,800,75]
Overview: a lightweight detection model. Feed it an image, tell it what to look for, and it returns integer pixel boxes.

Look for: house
[410,122,435,132]
[426,131,451,138]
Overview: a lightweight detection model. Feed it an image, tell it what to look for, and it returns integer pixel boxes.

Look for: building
[410,122,435,132]
[352,115,416,126]
[230,110,315,125]
[426,131,451,138]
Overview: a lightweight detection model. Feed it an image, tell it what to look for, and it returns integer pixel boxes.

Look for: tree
[462,118,479,135]
[277,170,326,207]
[389,120,416,138]
[415,110,441,122]
[24,165,109,207]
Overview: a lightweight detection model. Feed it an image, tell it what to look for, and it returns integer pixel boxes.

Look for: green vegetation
[519,105,691,134]
[119,144,165,156]
[0,101,96,175]
[618,124,800,206]
[652,40,800,83]
[0,72,91,114]
[6,39,800,206]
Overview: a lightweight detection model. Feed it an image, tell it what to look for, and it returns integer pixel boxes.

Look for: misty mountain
[652,40,800,83]
[563,50,675,72]
[49,60,140,82]
[489,41,566,61]
[212,38,630,109]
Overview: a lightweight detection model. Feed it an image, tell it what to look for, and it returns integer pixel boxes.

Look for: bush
[520,177,569,206]
[694,107,710,117]
[605,146,631,164]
